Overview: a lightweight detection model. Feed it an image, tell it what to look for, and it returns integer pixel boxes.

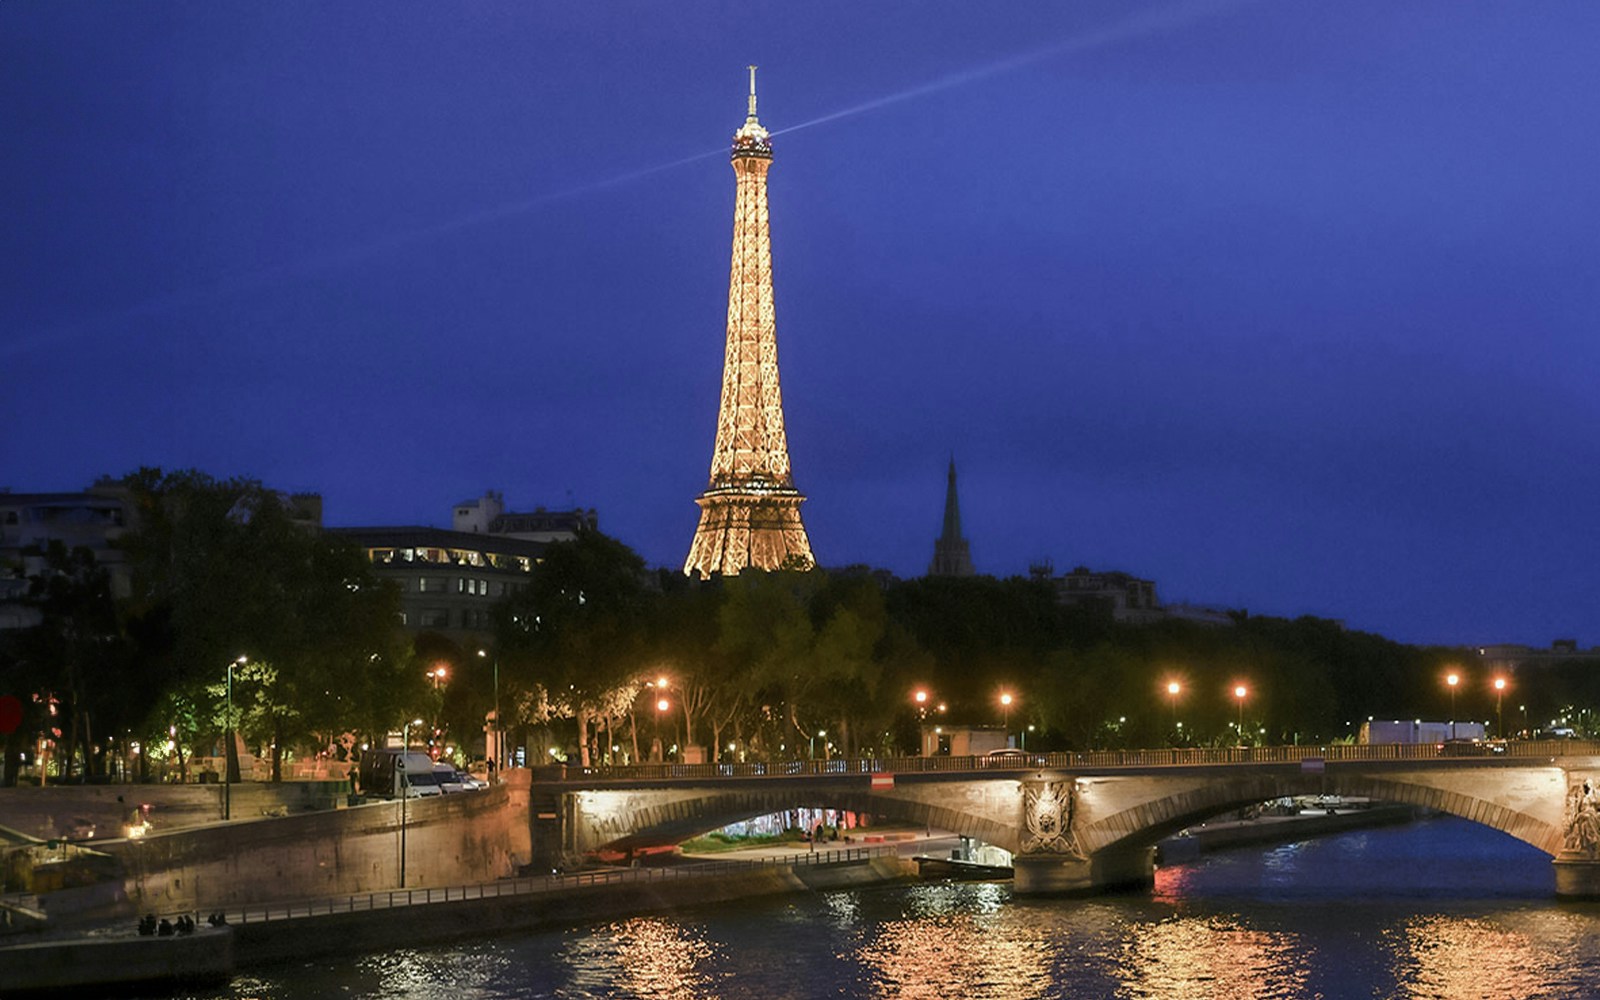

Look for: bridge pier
[1013,776,1154,896]
[1013,847,1154,896]
[1553,853,1600,899]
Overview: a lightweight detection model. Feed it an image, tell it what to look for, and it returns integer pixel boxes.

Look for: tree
[12,541,137,780]
[494,530,653,767]
[117,469,410,778]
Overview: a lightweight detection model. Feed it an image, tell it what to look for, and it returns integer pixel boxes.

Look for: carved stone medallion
[1020,780,1086,859]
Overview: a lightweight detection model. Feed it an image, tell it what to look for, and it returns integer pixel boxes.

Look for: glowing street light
[913,689,929,720]
[478,649,500,777]
[1493,677,1507,739]
[1446,672,1460,740]
[224,654,247,821]
[654,696,671,762]
[1233,685,1248,743]
[1165,681,1182,742]
[399,717,423,887]
[999,692,1014,744]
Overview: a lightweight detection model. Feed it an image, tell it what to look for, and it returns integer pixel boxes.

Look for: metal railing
[545,739,1600,784]
[221,846,893,926]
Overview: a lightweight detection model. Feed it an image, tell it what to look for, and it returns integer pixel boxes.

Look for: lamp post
[478,649,500,776]
[1446,672,1460,741]
[912,689,930,756]
[223,655,246,821]
[1166,681,1181,744]
[399,717,422,887]
[999,692,1014,746]
[1233,685,1248,744]
[654,697,670,762]
[1493,677,1507,739]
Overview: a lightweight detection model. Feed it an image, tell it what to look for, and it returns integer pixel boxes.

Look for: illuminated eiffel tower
[684,67,815,578]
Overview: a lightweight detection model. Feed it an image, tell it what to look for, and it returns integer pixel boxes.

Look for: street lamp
[999,692,1014,745]
[1233,685,1248,744]
[399,717,422,887]
[478,649,500,777]
[1166,681,1181,743]
[1447,672,1460,741]
[1493,677,1507,739]
[913,689,929,719]
[223,655,246,821]
[654,697,670,762]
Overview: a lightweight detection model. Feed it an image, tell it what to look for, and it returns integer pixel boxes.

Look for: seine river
[204,817,1600,999]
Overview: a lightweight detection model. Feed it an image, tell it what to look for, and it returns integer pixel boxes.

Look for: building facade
[1042,564,1164,624]
[329,526,549,643]
[452,490,597,542]
[0,484,134,629]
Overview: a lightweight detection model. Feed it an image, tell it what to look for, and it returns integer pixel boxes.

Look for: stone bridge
[529,742,1600,897]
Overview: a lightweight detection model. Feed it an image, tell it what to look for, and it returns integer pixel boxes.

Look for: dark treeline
[5,469,1598,784]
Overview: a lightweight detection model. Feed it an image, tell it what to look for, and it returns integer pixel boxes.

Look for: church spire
[929,458,975,577]
[940,457,963,542]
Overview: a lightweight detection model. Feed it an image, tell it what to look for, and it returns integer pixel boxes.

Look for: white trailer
[1359,720,1486,744]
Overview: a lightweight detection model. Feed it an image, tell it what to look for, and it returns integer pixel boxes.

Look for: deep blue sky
[5,2,1598,646]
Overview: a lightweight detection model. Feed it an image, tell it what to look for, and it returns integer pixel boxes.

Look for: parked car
[431,762,489,792]
[984,748,1043,767]
[1437,739,1507,757]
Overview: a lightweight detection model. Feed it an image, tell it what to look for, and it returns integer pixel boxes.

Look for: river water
[204,817,1600,999]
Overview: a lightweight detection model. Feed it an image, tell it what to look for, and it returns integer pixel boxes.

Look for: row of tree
[6,468,1599,785]
[1,470,416,785]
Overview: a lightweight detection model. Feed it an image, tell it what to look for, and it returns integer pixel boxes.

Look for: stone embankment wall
[233,855,915,966]
[0,781,349,842]
[84,773,531,917]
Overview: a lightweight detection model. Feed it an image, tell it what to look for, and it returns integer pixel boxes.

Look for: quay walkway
[211,845,895,927]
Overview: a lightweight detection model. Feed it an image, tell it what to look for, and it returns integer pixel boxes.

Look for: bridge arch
[564,780,1025,858]
[1073,766,1569,858]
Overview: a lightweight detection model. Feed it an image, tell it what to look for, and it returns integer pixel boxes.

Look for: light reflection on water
[201,819,1600,1000]
[1112,916,1312,1000]
[560,917,721,1000]
[1388,914,1581,1000]
[856,909,1051,999]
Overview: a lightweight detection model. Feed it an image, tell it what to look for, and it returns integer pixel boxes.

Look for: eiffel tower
[684,68,815,578]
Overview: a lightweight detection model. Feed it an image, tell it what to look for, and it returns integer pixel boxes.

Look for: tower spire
[929,458,975,577]
[684,71,814,578]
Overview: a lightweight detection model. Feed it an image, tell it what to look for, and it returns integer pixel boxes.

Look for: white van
[359,749,443,798]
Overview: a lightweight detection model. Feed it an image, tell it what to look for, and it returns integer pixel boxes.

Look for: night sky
[6,2,1598,647]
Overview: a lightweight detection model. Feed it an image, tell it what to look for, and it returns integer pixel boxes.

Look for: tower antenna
[747,65,759,119]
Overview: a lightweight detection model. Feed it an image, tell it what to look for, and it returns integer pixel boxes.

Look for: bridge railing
[547,739,1600,783]
[218,845,896,926]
